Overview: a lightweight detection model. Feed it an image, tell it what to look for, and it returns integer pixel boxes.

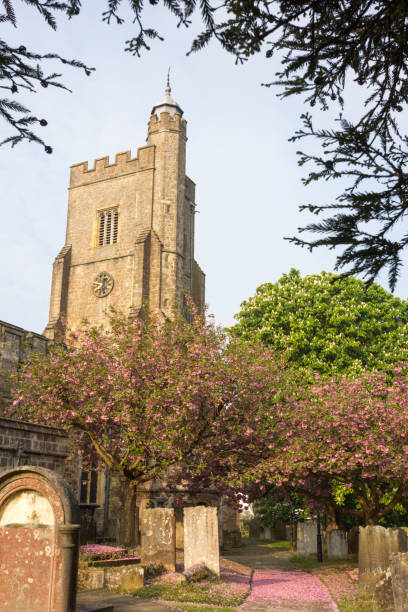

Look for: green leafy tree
[232,269,408,377]
[254,486,304,529]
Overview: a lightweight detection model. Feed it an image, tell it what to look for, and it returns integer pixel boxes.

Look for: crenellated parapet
[69,145,155,188]
[148,111,187,138]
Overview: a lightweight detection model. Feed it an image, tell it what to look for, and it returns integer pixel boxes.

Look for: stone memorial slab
[184,506,220,576]
[297,520,317,558]
[0,466,80,612]
[248,516,261,538]
[261,526,271,540]
[359,525,407,594]
[327,529,348,560]
[348,526,359,554]
[390,552,408,612]
[141,508,176,571]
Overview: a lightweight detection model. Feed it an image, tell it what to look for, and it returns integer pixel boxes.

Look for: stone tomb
[141,507,176,571]
[0,466,80,612]
[184,506,220,576]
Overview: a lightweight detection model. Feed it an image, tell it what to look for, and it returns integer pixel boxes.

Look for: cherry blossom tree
[249,367,408,526]
[11,309,288,543]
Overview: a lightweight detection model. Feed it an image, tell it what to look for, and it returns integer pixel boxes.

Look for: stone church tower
[44,81,205,339]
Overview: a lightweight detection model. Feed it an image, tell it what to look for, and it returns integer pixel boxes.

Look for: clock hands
[92,272,114,297]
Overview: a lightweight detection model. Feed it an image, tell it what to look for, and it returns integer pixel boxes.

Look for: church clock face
[92,272,114,298]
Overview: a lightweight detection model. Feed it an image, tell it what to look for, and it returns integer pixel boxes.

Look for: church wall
[67,169,155,263]
[0,321,49,414]
[0,417,80,497]
[64,162,157,329]
[66,255,135,330]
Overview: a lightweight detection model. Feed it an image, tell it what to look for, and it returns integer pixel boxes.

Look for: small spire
[151,70,183,118]
[166,67,171,95]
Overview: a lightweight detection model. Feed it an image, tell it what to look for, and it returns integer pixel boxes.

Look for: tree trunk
[325,503,338,531]
[117,479,137,545]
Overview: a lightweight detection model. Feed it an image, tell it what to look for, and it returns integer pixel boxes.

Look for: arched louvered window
[98,208,119,246]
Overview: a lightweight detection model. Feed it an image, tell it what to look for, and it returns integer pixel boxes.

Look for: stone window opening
[98,208,119,246]
[80,469,98,504]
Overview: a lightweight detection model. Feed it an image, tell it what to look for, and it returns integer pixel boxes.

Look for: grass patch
[241,536,293,550]
[266,539,292,550]
[336,594,373,612]
[134,580,248,607]
[289,555,353,571]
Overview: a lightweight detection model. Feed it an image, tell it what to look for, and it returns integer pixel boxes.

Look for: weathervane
[166,67,171,95]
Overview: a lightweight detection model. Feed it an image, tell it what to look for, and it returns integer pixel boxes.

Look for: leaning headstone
[248,516,261,538]
[297,520,317,558]
[141,507,176,572]
[260,526,271,540]
[274,520,287,540]
[0,466,80,612]
[327,529,347,560]
[184,506,220,576]
[390,552,408,612]
[373,568,394,612]
[348,526,359,555]
[359,526,407,595]
[297,521,305,555]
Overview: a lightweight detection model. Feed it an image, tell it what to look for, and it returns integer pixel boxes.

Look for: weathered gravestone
[390,552,408,612]
[184,506,220,576]
[274,520,287,540]
[260,526,271,540]
[141,507,176,571]
[359,526,407,595]
[297,520,317,558]
[0,466,80,612]
[327,529,348,560]
[248,516,261,538]
[348,526,359,555]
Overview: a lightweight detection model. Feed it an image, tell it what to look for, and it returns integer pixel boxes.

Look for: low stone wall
[78,561,144,592]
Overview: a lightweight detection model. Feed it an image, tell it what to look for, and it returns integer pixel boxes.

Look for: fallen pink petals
[240,569,339,611]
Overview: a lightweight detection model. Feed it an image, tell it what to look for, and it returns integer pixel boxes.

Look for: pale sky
[2,3,408,334]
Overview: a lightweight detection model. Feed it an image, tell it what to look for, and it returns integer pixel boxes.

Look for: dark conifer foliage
[2,0,408,285]
[0,0,92,150]
[193,0,408,288]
